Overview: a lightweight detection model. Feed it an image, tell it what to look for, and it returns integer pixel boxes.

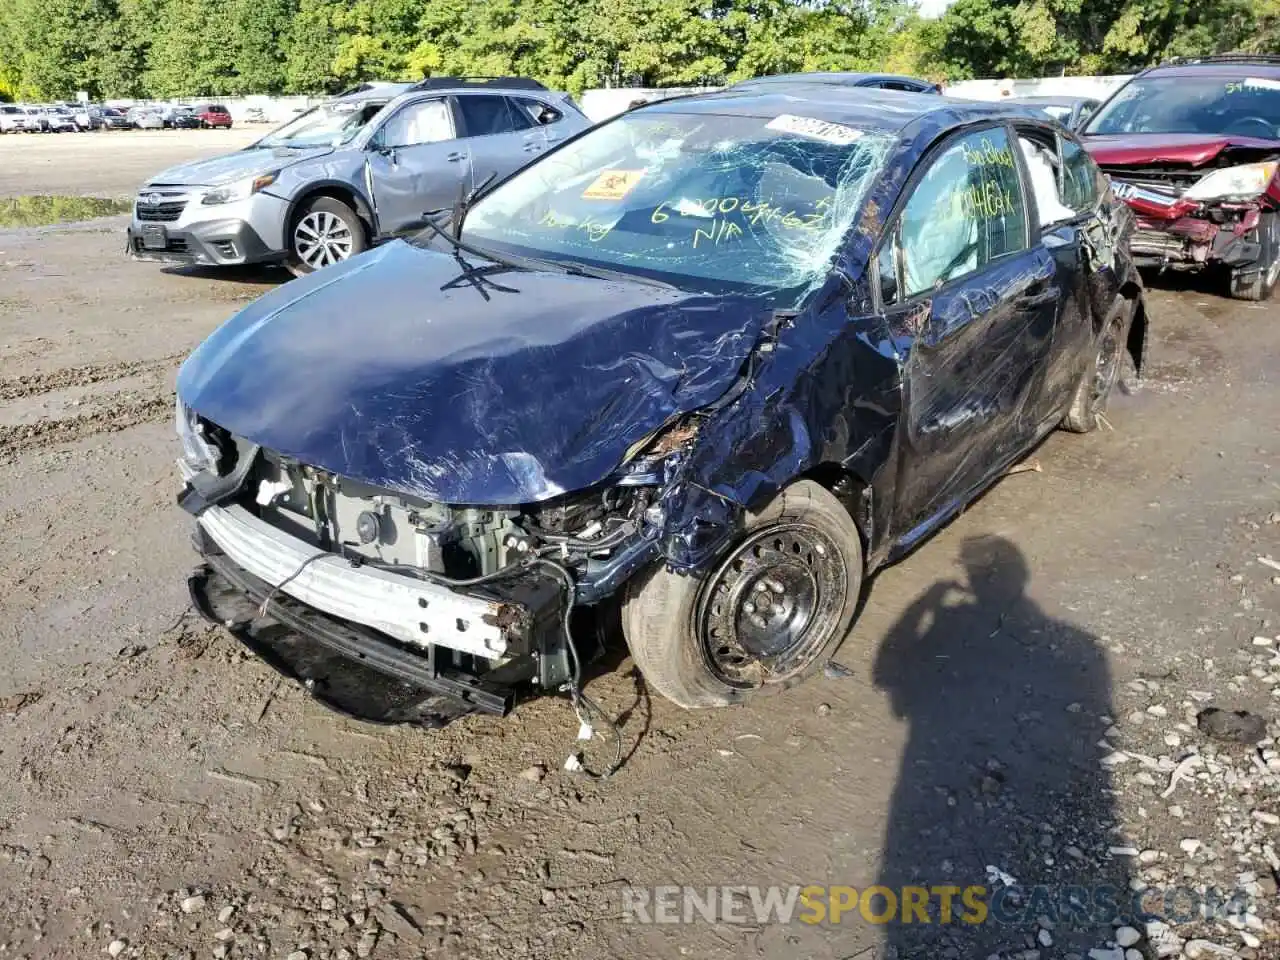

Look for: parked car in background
[73,105,103,131]
[731,71,942,94]
[195,104,233,128]
[98,107,132,130]
[1008,95,1101,131]
[127,77,591,275]
[0,104,27,133]
[1082,53,1280,300]
[128,106,165,130]
[44,107,78,133]
[164,106,201,129]
[22,107,49,132]
[175,87,1147,723]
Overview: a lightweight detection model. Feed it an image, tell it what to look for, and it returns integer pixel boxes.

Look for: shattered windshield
[460,111,894,297]
[256,101,386,149]
[1086,76,1280,139]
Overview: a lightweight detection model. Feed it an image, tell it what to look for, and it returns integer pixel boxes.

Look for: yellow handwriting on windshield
[539,209,612,242]
[651,195,831,245]
[693,219,745,248]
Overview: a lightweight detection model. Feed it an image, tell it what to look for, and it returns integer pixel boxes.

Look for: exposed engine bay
[182,422,678,747]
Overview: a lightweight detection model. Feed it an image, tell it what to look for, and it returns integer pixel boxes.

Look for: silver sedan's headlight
[201,171,278,206]
[176,396,220,474]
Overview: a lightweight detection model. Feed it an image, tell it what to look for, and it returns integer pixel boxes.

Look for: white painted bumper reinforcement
[198,504,509,659]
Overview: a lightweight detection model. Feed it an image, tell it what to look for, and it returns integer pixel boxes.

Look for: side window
[503,97,535,131]
[891,126,1028,300]
[512,96,561,126]
[457,95,518,137]
[378,99,452,148]
[1017,129,1076,225]
[1060,137,1100,213]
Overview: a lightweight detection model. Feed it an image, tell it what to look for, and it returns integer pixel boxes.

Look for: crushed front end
[178,404,668,726]
[1097,158,1279,277]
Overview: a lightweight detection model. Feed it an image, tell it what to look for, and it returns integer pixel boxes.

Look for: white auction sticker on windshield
[766,114,864,145]
[1242,77,1280,91]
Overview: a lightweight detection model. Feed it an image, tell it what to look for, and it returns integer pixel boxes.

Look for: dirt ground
[0,128,264,197]
[0,134,1278,960]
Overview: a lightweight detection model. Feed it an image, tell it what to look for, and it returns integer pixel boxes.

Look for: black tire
[1229,212,1280,302]
[622,479,864,708]
[1063,298,1135,433]
[286,195,367,277]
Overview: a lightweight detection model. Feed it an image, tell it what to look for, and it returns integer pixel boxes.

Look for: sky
[918,0,955,16]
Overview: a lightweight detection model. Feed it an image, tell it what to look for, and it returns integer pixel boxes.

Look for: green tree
[234,0,297,94]
[283,0,341,93]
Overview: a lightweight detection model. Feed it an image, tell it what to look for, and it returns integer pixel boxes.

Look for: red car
[1081,54,1280,300]
[195,103,233,129]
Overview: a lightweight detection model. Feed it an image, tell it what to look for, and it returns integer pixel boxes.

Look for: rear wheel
[287,196,367,277]
[1229,212,1280,302]
[622,479,863,708]
[1063,299,1134,433]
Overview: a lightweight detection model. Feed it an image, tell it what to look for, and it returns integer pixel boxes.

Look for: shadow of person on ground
[872,535,1130,958]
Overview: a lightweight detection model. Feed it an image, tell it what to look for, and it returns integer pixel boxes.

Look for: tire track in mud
[0,392,173,457]
[0,355,182,402]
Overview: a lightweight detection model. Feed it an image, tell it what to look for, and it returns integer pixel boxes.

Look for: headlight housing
[176,397,221,474]
[201,171,278,206]
[1184,162,1278,203]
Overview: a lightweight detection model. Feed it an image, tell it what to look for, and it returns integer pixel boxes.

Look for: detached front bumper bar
[189,528,530,721]
[198,503,514,659]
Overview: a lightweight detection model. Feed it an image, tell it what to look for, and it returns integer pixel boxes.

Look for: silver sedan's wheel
[287,196,367,277]
[294,211,354,268]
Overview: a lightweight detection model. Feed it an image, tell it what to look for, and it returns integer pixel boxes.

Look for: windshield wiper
[544,258,677,290]
[419,216,524,301]
[419,214,525,272]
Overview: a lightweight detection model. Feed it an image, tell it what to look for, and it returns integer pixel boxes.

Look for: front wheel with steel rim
[622,479,864,708]
[287,196,367,277]
[1062,299,1134,434]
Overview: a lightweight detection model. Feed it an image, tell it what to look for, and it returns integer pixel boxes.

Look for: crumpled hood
[177,241,771,504]
[145,146,332,187]
[1084,133,1280,168]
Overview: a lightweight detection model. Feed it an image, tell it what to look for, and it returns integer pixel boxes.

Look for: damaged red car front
[1082,55,1280,300]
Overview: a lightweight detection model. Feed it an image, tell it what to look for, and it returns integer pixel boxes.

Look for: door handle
[1014,279,1052,308]
[522,144,542,152]
[446,152,465,162]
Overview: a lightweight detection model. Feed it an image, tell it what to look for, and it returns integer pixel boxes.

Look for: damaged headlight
[1184,162,1278,203]
[201,171,278,206]
[176,396,221,474]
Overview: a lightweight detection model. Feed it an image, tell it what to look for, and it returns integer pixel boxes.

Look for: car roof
[328,82,414,106]
[1009,95,1097,106]
[645,86,1040,138]
[733,71,933,89]
[1142,55,1280,79]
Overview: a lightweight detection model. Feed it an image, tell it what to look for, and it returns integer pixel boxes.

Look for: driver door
[365,97,471,238]
[877,124,1056,543]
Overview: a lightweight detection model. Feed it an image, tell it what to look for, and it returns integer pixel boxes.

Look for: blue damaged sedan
[175,82,1148,730]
